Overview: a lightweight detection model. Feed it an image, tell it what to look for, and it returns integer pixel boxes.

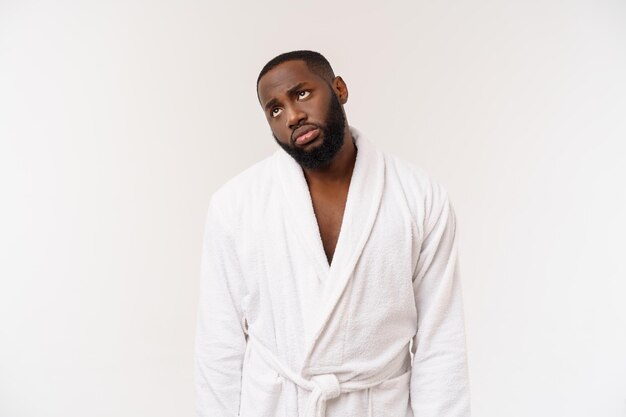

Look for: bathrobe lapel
[274,127,386,369]
[274,147,332,282]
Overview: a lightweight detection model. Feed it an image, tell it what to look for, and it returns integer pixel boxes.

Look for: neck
[302,126,357,187]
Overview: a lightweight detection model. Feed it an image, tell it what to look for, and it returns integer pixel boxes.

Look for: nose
[286,104,307,129]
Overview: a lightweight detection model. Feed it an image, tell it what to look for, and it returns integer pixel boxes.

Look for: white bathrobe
[194,126,471,417]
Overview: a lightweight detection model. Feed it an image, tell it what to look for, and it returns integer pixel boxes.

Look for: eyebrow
[263,82,309,111]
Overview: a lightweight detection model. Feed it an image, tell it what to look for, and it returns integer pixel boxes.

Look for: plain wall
[1,1,625,416]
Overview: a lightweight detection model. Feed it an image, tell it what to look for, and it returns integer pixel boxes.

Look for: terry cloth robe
[194,126,471,417]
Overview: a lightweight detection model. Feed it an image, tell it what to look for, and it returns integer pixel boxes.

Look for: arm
[194,199,247,417]
[410,184,471,417]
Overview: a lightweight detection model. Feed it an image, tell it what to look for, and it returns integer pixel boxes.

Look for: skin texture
[257,60,357,265]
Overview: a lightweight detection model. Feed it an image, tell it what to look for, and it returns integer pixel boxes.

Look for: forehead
[257,60,323,103]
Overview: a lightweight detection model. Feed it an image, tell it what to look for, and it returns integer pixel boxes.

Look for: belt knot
[310,373,341,400]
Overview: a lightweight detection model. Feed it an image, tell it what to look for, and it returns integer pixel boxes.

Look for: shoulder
[383,151,451,213]
[379,149,457,243]
[352,125,449,207]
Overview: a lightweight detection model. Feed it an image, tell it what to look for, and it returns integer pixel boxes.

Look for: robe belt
[248,334,409,417]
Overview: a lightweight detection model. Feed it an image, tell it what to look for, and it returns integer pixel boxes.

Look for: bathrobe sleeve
[410,184,471,417]
[194,199,247,417]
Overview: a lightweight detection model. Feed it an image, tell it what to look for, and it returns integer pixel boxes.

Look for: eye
[297,90,311,100]
[270,107,283,118]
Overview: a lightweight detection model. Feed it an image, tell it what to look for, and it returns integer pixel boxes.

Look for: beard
[273,91,346,170]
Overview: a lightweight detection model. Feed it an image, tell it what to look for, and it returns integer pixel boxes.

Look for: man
[194,50,471,417]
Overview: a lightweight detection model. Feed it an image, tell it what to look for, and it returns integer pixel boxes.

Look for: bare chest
[310,193,347,266]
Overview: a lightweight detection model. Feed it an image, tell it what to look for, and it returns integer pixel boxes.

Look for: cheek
[266,117,280,131]
[307,97,330,119]
[269,124,289,142]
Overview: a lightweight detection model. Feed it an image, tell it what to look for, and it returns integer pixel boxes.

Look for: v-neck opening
[294,128,386,368]
[307,169,357,273]
[273,126,384,290]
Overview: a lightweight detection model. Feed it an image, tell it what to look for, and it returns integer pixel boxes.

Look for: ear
[332,76,349,105]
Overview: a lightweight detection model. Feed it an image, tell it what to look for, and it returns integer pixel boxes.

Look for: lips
[292,125,320,146]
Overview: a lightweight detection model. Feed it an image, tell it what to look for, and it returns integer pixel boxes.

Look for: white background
[1,1,625,416]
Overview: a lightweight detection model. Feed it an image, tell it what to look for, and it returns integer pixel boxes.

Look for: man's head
[256,50,349,170]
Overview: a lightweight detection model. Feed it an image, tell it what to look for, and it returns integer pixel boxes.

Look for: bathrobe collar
[273,126,385,362]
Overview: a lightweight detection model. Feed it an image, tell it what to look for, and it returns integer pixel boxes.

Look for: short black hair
[256,50,336,91]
